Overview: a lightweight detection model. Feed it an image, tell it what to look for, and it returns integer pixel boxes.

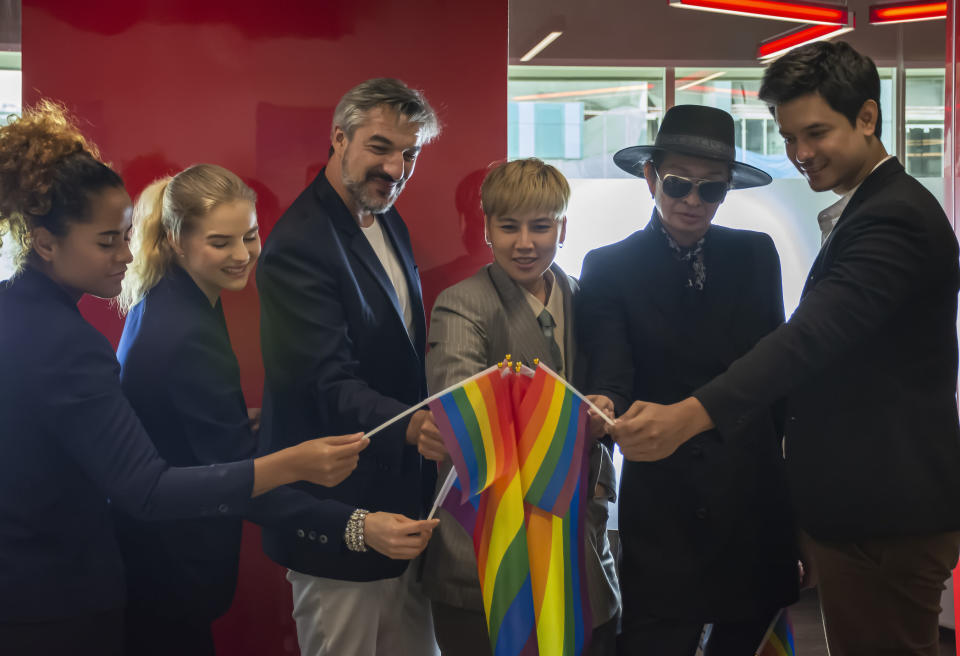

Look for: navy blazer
[0,267,253,623]
[114,266,352,621]
[579,217,798,621]
[696,158,960,541]
[256,168,434,581]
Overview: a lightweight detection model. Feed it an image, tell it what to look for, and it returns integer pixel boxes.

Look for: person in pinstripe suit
[422,158,620,656]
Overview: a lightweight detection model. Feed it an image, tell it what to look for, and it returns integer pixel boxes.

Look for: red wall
[22,1,505,652]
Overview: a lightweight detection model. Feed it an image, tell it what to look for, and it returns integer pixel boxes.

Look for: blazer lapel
[487,262,558,370]
[553,264,578,381]
[379,212,426,351]
[318,174,416,349]
[802,157,902,298]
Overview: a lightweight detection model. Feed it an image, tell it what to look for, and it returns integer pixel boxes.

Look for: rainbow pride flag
[434,362,593,656]
[516,365,592,656]
[756,609,797,656]
[516,365,590,517]
[430,365,512,502]
[433,366,539,655]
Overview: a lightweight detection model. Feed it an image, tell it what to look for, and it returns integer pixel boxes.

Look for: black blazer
[114,266,352,621]
[0,267,253,623]
[696,158,960,541]
[578,217,798,622]
[256,168,434,581]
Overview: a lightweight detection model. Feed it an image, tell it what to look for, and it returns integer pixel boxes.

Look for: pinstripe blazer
[421,261,620,626]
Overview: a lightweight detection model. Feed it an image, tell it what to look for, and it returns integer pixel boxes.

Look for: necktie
[537,309,564,374]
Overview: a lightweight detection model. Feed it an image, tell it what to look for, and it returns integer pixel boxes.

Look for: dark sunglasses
[656,170,730,204]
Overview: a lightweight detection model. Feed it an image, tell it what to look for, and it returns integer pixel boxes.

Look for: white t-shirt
[361,217,414,338]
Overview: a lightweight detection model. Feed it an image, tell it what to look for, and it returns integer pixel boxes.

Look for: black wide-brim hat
[613,104,772,189]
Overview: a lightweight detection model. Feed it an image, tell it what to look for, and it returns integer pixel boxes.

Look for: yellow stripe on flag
[464,381,498,489]
[520,378,565,486]
[482,476,526,619]
[535,513,566,655]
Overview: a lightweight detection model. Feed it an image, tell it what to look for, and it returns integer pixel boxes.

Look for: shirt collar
[817,155,893,239]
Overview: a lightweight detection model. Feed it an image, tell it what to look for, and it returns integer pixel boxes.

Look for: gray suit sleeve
[426,286,492,394]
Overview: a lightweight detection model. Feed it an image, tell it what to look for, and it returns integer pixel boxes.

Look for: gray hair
[331,78,441,144]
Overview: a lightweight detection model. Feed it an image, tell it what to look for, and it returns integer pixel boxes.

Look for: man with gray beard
[256,78,446,656]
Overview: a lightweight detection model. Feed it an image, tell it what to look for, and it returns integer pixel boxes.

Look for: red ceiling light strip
[669,0,851,25]
[757,22,854,60]
[868,1,947,24]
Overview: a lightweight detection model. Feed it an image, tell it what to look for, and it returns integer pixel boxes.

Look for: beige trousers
[287,561,438,656]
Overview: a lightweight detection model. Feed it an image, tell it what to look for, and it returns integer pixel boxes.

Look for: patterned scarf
[654,213,707,291]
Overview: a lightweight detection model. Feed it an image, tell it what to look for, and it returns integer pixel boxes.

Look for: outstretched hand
[407,409,447,462]
[585,394,615,439]
[610,398,713,462]
[364,512,439,560]
[296,433,369,487]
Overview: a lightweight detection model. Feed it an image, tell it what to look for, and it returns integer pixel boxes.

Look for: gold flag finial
[533,358,540,365]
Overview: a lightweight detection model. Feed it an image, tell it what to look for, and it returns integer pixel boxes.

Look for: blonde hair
[0,100,123,275]
[480,158,569,221]
[118,163,256,312]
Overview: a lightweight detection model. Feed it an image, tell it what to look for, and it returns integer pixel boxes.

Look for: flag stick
[427,468,458,519]
[363,364,503,440]
[535,362,617,426]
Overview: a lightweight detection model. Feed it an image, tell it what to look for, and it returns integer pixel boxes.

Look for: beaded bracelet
[344,508,369,552]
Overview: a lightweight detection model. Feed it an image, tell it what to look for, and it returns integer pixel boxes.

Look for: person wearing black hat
[610,43,960,656]
[577,104,799,655]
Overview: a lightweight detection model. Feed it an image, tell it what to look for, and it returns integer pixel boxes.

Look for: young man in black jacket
[611,42,960,656]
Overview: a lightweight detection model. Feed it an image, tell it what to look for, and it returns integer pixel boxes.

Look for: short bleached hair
[480,158,569,221]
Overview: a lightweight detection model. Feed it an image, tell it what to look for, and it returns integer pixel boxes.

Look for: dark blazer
[0,267,252,623]
[578,216,798,622]
[256,168,434,581]
[696,158,960,541]
[114,266,352,621]
[422,262,621,626]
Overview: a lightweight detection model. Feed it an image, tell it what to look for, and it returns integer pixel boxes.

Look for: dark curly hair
[0,100,124,274]
[759,41,882,139]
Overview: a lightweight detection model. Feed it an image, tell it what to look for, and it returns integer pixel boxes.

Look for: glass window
[905,69,945,181]
[508,66,664,179]
[0,51,21,282]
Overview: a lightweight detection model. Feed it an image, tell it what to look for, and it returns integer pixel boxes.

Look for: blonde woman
[116,164,385,655]
[0,106,365,656]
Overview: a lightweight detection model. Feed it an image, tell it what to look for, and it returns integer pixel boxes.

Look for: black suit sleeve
[258,239,409,468]
[45,340,253,521]
[166,337,353,550]
[695,201,929,435]
[759,233,788,438]
[577,248,635,414]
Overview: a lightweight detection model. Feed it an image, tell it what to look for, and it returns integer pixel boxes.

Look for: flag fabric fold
[755,608,797,656]
[433,361,594,656]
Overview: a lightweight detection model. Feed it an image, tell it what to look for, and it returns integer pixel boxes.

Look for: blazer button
[218,504,229,514]
[695,507,708,520]
[319,534,328,544]
[788,416,797,422]
[308,531,317,541]
[297,529,305,538]
[690,446,703,458]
